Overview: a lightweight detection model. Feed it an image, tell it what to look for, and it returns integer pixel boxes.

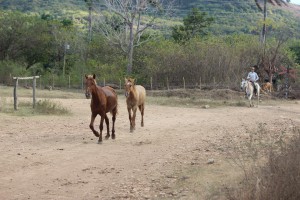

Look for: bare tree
[96,0,174,74]
[259,27,292,86]
[254,0,290,85]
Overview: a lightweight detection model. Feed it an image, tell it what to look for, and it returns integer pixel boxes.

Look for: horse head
[240,78,246,91]
[124,78,135,97]
[85,74,97,99]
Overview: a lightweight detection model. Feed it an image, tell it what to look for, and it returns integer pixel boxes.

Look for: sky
[290,0,300,5]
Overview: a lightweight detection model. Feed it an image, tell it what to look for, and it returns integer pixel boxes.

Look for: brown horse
[85,74,118,143]
[125,78,146,132]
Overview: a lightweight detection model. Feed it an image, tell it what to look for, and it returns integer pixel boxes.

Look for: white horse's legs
[254,83,260,107]
[248,94,253,107]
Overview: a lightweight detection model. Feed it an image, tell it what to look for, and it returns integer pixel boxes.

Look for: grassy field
[0,85,296,114]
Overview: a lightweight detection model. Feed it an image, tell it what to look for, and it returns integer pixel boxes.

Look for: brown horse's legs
[89,113,99,137]
[111,112,116,139]
[98,116,105,143]
[127,107,134,132]
[139,104,144,127]
[104,114,110,140]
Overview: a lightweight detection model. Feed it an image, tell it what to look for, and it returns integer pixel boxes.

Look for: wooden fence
[13,76,39,110]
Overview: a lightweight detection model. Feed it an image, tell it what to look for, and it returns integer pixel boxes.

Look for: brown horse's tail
[111,93,118,116]
[113,102,118,115]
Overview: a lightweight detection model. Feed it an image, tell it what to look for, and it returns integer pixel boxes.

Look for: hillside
[0,0,300,37]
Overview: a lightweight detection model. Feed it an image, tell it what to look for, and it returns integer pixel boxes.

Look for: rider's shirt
[247,72,259,82]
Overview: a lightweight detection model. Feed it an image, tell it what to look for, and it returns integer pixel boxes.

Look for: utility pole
[63,43,70,78]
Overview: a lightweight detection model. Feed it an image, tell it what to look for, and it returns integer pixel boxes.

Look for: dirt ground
[0,94,299,200]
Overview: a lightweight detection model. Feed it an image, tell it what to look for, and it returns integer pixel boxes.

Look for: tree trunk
[127,23,134,75]
[261,0,267,44]
[88,5,92,41]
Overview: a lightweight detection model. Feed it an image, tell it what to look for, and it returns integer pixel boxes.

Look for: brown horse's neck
[90,84,103,103]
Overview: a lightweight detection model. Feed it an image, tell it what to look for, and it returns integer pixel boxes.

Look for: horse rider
[247,66,259,95]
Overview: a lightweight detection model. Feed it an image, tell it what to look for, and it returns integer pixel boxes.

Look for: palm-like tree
[254,0,289,44]
[254,0,290,87]
[84,0,98,41]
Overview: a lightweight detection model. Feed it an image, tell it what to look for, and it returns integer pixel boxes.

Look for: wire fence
[19,75,241,91]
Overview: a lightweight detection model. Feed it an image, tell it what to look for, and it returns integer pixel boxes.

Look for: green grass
[0,97,71,116]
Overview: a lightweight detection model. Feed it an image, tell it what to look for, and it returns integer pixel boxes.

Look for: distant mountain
[0,0,300,37]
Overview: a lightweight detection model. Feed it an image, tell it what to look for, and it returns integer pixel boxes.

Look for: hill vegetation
[0,0,299,96]
[1,0,300,36]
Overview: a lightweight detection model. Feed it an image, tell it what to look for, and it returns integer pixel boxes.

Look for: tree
[254,0,290,85]
[171,8,213,43]
[254,0,288,44]
[0,12,54,69]
[84,0,102,41]
[97,0,173,75]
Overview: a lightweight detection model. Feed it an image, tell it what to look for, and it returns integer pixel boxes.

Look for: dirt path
[0,97,299,200]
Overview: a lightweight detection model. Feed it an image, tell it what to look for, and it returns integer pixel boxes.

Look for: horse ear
[85,74,88,79]
[93,74,96,79]
[125,78,128,82]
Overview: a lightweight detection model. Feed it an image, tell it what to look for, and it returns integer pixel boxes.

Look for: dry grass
[156,122,300,200]
[0,85,84,99]
[224,123,300,200]
[0,86,72,115]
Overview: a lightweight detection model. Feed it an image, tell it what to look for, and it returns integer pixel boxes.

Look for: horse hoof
[97,140,102,144]
[112,135,116,139]
[105,135,110,140]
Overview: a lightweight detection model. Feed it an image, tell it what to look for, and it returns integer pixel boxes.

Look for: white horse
[240,78,260,107]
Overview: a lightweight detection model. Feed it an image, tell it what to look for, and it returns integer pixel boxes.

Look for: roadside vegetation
[0,1,299,198]
[0,1,299,93]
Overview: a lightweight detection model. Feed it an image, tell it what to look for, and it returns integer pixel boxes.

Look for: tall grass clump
[35,99,70,115]
[0,98,70,115]
[0,97,13,113]
[225,123,300,200]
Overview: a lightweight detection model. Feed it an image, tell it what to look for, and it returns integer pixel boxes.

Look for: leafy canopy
[171,8,214,43]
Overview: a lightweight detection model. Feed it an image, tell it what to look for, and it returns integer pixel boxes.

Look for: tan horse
[261,82,273,93]
[85,74,118,143]
[124,78,146,132]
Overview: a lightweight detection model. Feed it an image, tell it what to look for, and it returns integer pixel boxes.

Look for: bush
[226,125,300,200]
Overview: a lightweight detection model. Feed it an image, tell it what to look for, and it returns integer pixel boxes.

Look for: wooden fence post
[167,77,169,90]
[14,78,18,110]
[68,75,71,89]
[150,77,153,90]
[39,75,42,89]
[213,77,216,89]
[13,76,39,110]
[33,76,36,108]
[52,74,54,89]
[183,77,185,89]
[199,77,202,90]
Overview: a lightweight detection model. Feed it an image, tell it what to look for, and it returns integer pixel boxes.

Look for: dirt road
[0,97,299,200]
